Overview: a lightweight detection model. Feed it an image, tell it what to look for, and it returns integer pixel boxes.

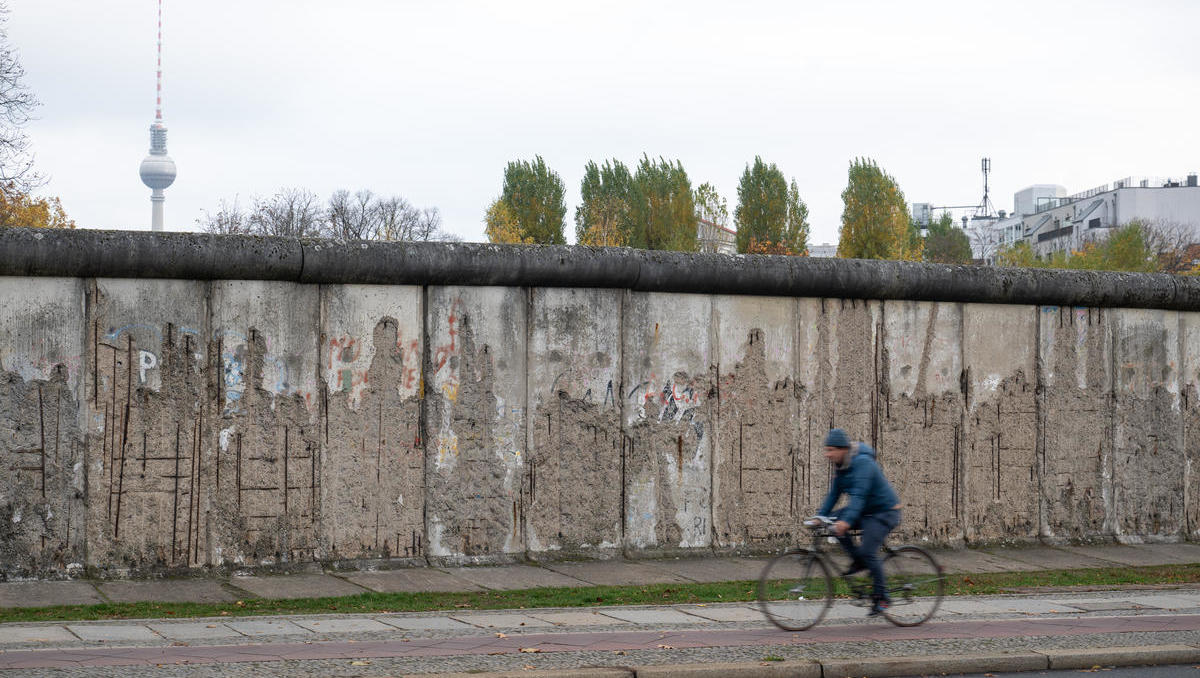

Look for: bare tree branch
[1141,218,1199,273]
[968,225,1000,263]
[195,197,251,235]
[0,4,41,193]
[199,186,449,242]
[327,189,379,241]
[251,187,324,237]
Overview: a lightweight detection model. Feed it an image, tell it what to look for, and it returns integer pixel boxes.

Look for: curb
[421,644,1200,677]
[1043,644,1200,669]
[822,651,1045,677]
[634,661,820,677]
[422,670,634,678]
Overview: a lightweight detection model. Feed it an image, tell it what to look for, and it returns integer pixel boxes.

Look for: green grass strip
[3,563,1200,624]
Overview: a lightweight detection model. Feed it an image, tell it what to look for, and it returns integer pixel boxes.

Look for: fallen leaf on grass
[613,651,626,656]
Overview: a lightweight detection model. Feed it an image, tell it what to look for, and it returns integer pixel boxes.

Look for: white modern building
[808,243,837,258]
[966,185,1065,261]
[969,175,1200,262]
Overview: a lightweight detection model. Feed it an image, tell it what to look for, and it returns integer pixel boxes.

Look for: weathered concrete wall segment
[3,246,1200,575]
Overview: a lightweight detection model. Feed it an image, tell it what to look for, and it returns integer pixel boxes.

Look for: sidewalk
[4,541,1200,608]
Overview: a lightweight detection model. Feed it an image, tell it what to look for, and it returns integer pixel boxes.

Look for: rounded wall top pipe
[0,228,303,281]
[0,227,1196,311]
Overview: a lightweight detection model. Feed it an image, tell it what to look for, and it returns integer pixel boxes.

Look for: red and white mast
[139,0,177,231]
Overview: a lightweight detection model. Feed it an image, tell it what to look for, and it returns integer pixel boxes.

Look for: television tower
[138,0,176,231]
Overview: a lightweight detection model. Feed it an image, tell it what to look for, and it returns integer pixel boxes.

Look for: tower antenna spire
[155,0,163,123]
[139,0,176,231]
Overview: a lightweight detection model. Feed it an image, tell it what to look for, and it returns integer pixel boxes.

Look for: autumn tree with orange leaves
[0,187,74,229]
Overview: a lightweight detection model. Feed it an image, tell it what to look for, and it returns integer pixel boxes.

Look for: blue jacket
[817,442,900,527]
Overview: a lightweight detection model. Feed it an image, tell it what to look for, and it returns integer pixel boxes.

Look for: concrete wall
[5,231,1200,576]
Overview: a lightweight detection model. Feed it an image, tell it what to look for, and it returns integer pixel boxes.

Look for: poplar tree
[575,159,633,247]
[498,155,567,244]
[628,154,696,251]
[837,158,921,260]
[734,157,809,255]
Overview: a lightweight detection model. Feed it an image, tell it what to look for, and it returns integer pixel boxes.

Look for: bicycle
[757,515,945,631]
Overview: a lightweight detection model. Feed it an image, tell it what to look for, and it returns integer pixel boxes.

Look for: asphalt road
[957,664,1200,677]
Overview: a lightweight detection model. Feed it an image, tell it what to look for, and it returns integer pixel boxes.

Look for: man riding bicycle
[816,428,902,617]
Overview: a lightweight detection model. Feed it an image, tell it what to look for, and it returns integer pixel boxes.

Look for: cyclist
[815,427,902,617]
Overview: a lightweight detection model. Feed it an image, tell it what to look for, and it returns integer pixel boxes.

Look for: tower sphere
[139,152,176,190]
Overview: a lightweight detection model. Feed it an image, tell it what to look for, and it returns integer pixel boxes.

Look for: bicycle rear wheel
[757,548,833,631]
[881,545,945,626]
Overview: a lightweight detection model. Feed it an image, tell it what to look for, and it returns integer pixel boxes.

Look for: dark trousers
[834,509,901,599]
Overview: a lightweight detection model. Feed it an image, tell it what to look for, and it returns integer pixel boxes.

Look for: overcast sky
[8,0,1199,245]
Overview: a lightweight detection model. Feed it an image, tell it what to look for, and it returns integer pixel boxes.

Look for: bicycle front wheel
[757,548,833,631]
[881,545,945,626]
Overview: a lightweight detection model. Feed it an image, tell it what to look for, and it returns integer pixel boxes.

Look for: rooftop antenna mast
[976,157,996,218]
[138,0,177,231]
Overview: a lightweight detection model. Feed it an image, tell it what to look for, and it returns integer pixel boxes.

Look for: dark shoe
[841,560,867,577]
[867,598,890,617]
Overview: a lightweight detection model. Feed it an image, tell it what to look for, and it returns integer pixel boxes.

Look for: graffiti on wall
[326,332,420,407]
[215,328,317,414]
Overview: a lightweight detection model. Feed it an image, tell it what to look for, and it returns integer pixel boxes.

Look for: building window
[1088,218,1101,229]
